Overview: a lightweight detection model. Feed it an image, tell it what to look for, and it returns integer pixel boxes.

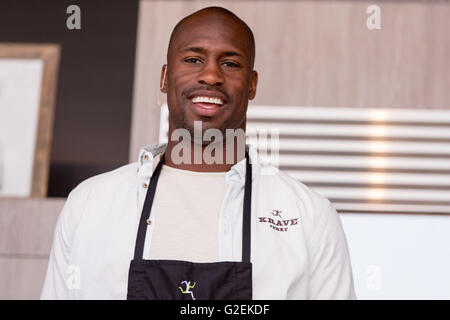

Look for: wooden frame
[0,43,60,197]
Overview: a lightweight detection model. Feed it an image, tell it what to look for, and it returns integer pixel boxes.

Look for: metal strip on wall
[159,104,450,215]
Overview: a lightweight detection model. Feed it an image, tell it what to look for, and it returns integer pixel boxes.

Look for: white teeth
[191,96,224,105]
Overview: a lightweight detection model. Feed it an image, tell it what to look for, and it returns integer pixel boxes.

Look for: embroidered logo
[272,209,282,219]
[258,209,299,232]
[179,280,196,300]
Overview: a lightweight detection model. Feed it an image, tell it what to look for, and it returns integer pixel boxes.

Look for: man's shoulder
[258,166,336,232]
[68,162,138,199]
[259,166,331,207]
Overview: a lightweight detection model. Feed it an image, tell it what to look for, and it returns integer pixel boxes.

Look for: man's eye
[222,61,239,68]
[185,58,202,64]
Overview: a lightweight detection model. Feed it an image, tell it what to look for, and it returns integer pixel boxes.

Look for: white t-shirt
[148,165,227,263]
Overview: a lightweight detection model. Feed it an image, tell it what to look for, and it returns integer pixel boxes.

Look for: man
[41,6,356,300]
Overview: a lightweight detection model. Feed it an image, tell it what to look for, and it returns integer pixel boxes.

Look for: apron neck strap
[133,150,253,263]
[242,151,252,263]
[133,152,165,260]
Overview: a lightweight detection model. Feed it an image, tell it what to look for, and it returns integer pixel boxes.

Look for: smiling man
[41,6,356,300]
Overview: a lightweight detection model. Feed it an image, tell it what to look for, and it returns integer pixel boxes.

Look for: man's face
[162,14,258,140]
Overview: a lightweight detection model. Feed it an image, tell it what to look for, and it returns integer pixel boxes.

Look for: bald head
[167,7,255,68]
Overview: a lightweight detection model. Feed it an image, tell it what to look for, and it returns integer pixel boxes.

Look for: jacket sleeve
[308,198,356,299]
[40,187,86,300]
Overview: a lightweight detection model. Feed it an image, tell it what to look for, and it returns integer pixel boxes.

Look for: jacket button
[146,219,152,225]
[143,183,148,188]
[144,154,149,161]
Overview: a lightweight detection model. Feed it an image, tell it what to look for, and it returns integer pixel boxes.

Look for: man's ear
[248,70,258,100]
[160,64,168,93]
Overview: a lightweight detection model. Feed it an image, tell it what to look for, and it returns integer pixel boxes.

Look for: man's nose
[197,61,224,86]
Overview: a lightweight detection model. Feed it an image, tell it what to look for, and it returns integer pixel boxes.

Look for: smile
[189,95,225,117]
[191,96,224,108]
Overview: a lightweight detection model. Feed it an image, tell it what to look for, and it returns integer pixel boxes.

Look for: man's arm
[41,187,86,299]
[308,198,356,299]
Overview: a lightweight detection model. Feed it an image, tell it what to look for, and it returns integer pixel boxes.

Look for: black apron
[127,151,253,300]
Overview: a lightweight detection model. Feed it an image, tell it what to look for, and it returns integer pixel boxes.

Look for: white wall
[340,213,450,299]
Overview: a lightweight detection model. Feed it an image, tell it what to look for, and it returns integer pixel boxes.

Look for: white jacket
[41,143,356,299]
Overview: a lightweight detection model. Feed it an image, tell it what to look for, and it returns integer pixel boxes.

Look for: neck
[164,136,246,172]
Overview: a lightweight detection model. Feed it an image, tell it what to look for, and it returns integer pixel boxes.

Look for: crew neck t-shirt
[148,164,228,263]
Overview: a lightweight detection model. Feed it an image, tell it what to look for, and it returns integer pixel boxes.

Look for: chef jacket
[41,143,356,299]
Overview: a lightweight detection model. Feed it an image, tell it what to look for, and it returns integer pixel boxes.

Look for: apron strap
[133,153,165,260]
[242,150,252,263]
[133,150,252,262]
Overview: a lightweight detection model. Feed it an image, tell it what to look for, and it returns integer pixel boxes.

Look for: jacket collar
[137,143,260,184]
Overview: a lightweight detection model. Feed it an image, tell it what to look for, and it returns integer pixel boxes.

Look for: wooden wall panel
[0,198,64,299]
[130,0,450,160]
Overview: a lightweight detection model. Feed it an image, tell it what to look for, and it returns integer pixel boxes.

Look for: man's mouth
[191,96,224,108]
